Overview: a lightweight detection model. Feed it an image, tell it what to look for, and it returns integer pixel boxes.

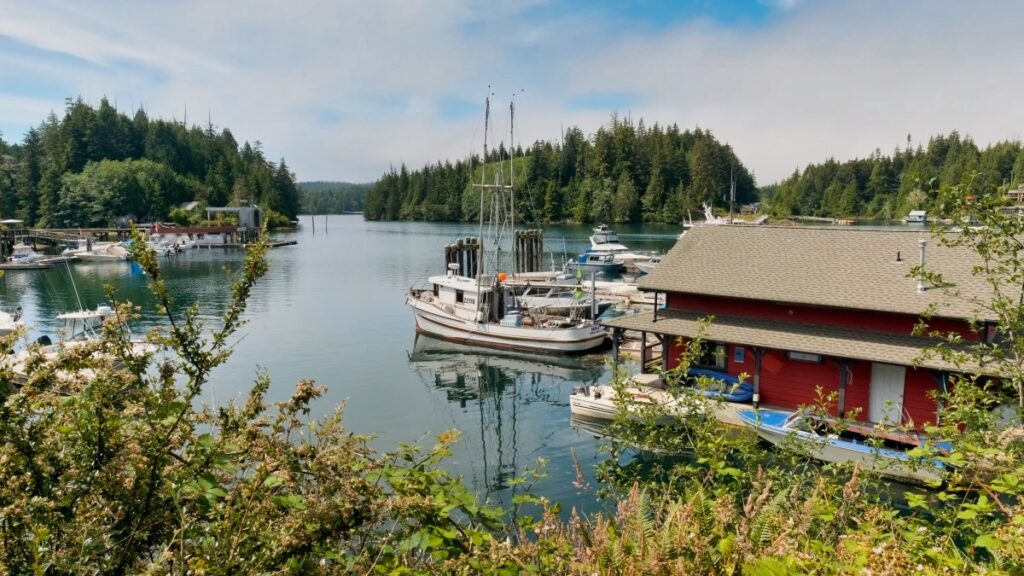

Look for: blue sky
[1,1,1022,183]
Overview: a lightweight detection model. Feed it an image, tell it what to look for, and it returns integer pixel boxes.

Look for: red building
[603,226,994,428]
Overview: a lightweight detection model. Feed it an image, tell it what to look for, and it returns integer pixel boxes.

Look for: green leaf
[956,509,977,520]
[272,493,307,510]
[975,533,1003,551]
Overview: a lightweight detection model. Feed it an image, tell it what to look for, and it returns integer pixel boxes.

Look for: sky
[1,0,1022,185]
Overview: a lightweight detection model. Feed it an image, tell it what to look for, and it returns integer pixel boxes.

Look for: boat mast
[509,99,516,278]
[474,92,491,322]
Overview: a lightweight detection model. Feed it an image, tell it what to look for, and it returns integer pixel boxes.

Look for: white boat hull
[752,425,943,484]
[408,295,606,354]
[570,384,749,426]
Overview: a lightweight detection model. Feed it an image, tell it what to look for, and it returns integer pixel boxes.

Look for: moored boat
[634,255,661,275]
[588,224,656,269]
[0,307,23,336]
[406,96,607,355]
[569,369,754,426]
[10,243,44,264]
[77,242,131,261]
[566,249,625,274]
[3,305,157,385]
[737,408,949,484]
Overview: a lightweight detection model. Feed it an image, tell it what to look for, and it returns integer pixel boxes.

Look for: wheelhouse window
[456,290,464,303]
[696,342,728,370]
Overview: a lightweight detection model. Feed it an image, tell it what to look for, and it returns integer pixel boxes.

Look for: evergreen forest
[766,132,1024,219]
[0,97,301,228]
[365,114,1024,224]
[364,115,757,224]
[298,181,371,214]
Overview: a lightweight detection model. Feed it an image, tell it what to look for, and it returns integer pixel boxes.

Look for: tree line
[0,97,301,228]
[766,131,1024,219]
[364,114,756,224]
[298,181,371,214]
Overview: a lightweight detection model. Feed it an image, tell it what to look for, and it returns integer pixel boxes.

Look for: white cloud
[1,1,1023,184]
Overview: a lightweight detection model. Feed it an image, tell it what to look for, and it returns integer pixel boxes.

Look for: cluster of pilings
[514,229,544,273]
[444,237,481,278]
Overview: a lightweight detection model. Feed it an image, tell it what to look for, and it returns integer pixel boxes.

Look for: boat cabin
[602,226,995,429]
[590,224,629,252]
[905,210,927,223]
[430,264,520,324]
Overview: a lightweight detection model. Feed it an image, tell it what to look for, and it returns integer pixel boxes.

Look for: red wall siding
[758,350,839,413]
[663,339,939,426]
[902,368,939,426]
[665,293,978,341]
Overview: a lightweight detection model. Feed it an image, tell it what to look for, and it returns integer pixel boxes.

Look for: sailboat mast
[509,100,516,277]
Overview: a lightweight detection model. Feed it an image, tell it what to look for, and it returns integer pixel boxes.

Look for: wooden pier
[0,225,295,258]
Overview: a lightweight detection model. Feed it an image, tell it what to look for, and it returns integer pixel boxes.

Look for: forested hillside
[0,97,300,227]
[767,132,1024,219]
[364,115,756,224]
[298,181,371,214]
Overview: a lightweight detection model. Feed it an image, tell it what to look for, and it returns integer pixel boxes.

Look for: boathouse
[603,226,994,427]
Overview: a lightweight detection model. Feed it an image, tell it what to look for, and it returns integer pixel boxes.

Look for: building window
[788,351,822,363]
[696,342,728,370]
[734,346,745,363]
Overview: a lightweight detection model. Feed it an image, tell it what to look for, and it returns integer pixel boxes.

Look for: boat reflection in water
[407,334,606,507]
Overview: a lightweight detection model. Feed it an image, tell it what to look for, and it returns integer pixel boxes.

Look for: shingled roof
[604,309,991,373]
[639,225,995,321]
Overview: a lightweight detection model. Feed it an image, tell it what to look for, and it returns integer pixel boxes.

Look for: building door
[869,363,906,424]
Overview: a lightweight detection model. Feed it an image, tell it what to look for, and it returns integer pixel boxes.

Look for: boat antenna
[64,258,83,312]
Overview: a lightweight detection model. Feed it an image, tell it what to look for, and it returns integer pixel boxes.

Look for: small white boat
[10,243,44,263]
[0,307,23,336]
[569,373,678,424]
[634,255,662,275]
[61,240,90,257]
[738,408,949,484]
[3,305,156,385]
[570,370,754,426]
[513,284,609,318]
[77,242,131,262]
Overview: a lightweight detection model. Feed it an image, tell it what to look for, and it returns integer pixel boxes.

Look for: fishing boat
[588,224,655,269]
[737,408,949,484]
[407,96,607,354]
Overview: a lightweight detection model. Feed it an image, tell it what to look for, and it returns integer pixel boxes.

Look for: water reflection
[408,335,606,498]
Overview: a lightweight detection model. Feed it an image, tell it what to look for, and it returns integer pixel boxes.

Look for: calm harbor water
[0,216,682,515]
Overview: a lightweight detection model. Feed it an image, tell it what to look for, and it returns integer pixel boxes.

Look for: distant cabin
[904,210,926,224]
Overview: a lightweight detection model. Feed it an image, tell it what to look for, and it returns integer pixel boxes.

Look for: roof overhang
[603,309,995,374]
